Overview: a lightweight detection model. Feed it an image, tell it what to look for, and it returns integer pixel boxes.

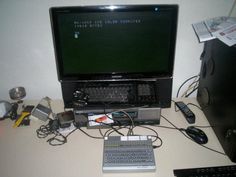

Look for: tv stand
[61,77,172,109]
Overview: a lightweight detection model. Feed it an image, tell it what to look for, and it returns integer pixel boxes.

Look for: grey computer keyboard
[102,136,156,172]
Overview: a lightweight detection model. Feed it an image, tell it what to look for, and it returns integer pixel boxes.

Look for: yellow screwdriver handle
[13,112,30,128]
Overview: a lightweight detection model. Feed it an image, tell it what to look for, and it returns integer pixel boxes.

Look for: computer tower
[197,39,236,162]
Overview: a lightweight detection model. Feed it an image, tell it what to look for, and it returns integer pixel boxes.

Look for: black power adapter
[49,119,59,131]
[57,111,74,128]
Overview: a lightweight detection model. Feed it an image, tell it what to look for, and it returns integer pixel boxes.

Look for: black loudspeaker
[197,39,236,162]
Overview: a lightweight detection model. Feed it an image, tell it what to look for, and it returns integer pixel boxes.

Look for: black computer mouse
[185,126,208,144]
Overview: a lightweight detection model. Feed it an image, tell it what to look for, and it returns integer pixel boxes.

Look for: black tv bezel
[50,4,178,81]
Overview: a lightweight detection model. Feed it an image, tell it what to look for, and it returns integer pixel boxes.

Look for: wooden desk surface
[0,98,234,177]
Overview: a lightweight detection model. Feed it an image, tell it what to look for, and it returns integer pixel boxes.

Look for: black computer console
[61,78,172,109]
[197,39,236,162]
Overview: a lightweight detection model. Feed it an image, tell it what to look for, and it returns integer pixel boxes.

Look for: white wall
[230,0,236,17]
[0,0,234,100]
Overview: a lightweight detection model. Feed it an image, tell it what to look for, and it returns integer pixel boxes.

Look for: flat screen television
[50,5,178,109]
[50,5,178,81]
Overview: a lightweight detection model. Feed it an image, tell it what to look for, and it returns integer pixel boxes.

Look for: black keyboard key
[174,165,236,177]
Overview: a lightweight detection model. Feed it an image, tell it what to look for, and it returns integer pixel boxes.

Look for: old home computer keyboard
[102,136,156,172]
[75,82,157,104]
[174,165,236,177]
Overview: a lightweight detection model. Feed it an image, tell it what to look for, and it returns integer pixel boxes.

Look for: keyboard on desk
[85,85,130,102]
[174,165,236,177]
[75,82,157,104]
[102,136,156,172]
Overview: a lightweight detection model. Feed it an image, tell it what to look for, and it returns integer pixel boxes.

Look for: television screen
[50,5,178,81]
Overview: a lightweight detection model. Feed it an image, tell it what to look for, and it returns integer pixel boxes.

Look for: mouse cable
[160,115,226,156]
[179,128,226,156]
[152,124,179,130]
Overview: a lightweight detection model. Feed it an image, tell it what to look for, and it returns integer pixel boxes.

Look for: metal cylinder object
[9,87,26,100]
